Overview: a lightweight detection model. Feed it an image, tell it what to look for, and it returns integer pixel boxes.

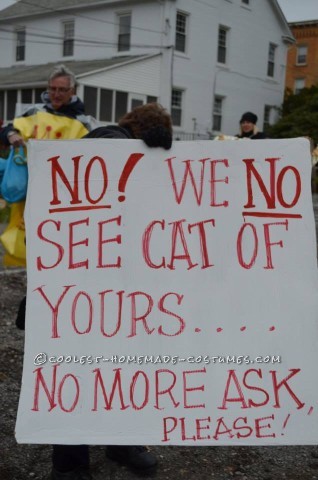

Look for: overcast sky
[0,0,317,23]
[277,0,317,22]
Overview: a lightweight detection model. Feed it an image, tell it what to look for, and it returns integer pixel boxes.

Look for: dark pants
[52,445,89,472]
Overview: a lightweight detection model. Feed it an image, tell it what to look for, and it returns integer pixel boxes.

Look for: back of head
[119,102,172,149]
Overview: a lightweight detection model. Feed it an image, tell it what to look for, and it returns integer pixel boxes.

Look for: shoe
[106,445,158,474]
[51,466,92,480]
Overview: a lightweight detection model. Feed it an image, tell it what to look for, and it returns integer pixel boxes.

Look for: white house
[0,0,293,138]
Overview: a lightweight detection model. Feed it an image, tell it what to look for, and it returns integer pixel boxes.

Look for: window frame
[267,42,277,77]
[117,13,131,52]
[171,88,183,127]
[62,20,75,57]
[175,10,188,54]
[294,78,305,94]
[15,27,26,62]
[296,45,307,65]
[217,26,228,64]
[212,96,223,132]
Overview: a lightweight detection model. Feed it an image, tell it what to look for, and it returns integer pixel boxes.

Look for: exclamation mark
[118,153,144,202]
[281,413,290,435]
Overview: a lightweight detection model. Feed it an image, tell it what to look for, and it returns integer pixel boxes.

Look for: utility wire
[0,28,168,49]
[13,0,165,35]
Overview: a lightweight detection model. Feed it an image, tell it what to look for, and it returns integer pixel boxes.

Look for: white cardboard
[15,138,318,445]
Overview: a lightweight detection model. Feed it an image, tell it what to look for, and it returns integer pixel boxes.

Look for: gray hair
[48,64,76,88]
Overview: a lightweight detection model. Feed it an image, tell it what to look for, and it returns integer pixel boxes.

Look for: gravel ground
[1,196,318,480]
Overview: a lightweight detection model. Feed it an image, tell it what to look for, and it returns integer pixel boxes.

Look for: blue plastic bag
[0,156,7,184]
[0,146,28,203]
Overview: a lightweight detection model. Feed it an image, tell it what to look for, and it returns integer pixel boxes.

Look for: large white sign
[16,138,318,445]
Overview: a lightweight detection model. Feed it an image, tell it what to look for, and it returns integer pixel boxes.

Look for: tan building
[285,20,318,93]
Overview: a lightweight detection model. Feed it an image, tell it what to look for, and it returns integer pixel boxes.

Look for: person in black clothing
[236,111,267,140]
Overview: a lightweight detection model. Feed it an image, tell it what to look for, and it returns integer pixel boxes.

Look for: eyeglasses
[48,86,72,94]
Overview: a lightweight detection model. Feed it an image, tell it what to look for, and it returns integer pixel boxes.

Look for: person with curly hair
[85,102,172,149]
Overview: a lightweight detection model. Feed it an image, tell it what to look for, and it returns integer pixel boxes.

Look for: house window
[147,96,157,103]
[294,78,305,94]
[175,11,188,53]
[296,45,307,65]
[35,88,44,103]
[263,105,271,130]
[212,96,223,131]
[63,21,74,57]
[242,0,249,4]
[16,28,25,62]
[131,99,143,109]
[82,87,138,122]
[21,89,32,104]
[7,90,18,120]
[171,88,183,126]
[118,14,131,52]
[115,91,128,121]
[267,43,276,77]
[100,89,113,122]
[217,26,228,64]
[84,86,98,117]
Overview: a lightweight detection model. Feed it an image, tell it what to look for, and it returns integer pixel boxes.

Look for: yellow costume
[0,108,91,266]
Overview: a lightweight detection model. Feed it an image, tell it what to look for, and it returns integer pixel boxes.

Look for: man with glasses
[0,64,97,148]
[0,64,98,266]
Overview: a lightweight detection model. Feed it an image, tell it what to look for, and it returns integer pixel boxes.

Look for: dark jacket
[236,131,267,140]
[83,125,132,140]
[84,124,172,149]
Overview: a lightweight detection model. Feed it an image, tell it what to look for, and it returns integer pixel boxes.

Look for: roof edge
[75,53,161,79]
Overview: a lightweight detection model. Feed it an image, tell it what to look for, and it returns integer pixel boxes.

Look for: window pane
[267,62,274,77]
[175,12,187,53]
[115,91,128,122]
[100,89,113,122]
[213,97,223,131]
[21,89,32,103]
[131,99,143,110]
[118,15,131,51]
[63,21,74,56]
[176,34,186,52]
[16,28,25,61]
[147,96,157,103]
[84,86,97,117]
[297,45,307,64]
[171,89,182,127]
[171,108,181,126]
[7,90,18,119]
[267,43,276,77]
[294,78,305,94]
[218,28,227,63]
[35,88,44,103]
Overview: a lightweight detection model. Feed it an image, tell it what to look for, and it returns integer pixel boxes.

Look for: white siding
[78,56,161,97]
[0,0,292,137]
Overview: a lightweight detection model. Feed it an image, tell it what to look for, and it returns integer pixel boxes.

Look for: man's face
[241,120,254,133]
[48,76,74,110]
